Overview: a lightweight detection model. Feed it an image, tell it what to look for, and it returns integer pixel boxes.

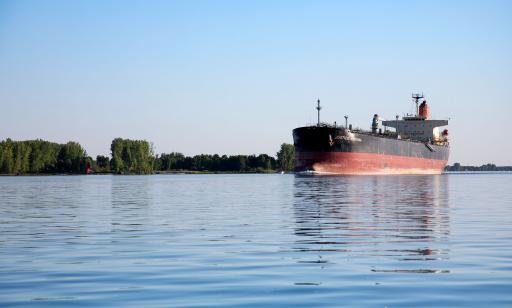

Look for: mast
[412,93,424,116]
[316,99,321,126]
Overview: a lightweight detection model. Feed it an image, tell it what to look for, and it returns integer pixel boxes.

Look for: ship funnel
[371,114,379,133]
[419,100,430,119]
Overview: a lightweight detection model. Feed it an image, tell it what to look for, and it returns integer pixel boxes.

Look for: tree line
[0,138,295,174]
[445,163,512,172]
[0,139,91,174]
[153,153,277,173]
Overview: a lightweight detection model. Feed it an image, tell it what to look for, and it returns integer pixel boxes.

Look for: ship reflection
[292,174,450,274]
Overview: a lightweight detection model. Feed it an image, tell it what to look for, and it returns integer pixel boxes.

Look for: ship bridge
[382,118,448,141]
[381,94,449,142]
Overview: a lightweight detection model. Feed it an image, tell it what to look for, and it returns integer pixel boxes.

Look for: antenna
[412,92,424,116]
[316,99,321,126]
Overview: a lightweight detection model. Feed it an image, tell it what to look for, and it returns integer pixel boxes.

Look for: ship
[293,94,450,175]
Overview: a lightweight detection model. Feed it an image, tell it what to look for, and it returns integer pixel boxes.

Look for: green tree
[0,139,87,174]
[0,139,15,173]
[96,155,110,172]
[57,141,87,173]
[256,154,274,170]
[4,140,14,173]
[277,143,295,172]
[110,138,125,173]
[110,138,154,174]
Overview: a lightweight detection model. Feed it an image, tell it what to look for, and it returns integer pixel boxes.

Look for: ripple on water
[0,174,511,307]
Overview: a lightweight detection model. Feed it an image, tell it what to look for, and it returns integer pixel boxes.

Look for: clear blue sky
[1,0,511,165]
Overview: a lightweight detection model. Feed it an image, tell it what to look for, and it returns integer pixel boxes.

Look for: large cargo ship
[293,94,450,175]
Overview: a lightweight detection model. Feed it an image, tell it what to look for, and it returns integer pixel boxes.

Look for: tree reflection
[110,177,152,236]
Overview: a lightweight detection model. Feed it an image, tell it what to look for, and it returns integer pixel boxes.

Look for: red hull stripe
[296,152,447,175]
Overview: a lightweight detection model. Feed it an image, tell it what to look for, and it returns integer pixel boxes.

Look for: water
[0,174,511,307]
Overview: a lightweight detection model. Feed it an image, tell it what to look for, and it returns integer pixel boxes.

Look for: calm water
[0,174,511,307]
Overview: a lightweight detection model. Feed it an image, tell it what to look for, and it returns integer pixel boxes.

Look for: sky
[0,0,511,165]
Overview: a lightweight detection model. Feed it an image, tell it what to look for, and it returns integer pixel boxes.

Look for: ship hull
[296,152,447,175]
[293,126,449,175]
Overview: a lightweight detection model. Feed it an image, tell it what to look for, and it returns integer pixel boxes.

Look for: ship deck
[297,124,449,147]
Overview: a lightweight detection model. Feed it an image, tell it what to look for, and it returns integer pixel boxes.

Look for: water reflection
[292,175,450,273]
[110,177,152,236]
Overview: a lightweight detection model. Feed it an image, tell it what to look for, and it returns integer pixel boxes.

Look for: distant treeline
[445,163,512,172]
[0,138,295,175]
[0,139,91,174]
[154,153,276,173]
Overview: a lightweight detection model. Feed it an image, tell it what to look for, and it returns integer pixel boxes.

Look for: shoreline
[2,171,512,176]
[0,170,281,176]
